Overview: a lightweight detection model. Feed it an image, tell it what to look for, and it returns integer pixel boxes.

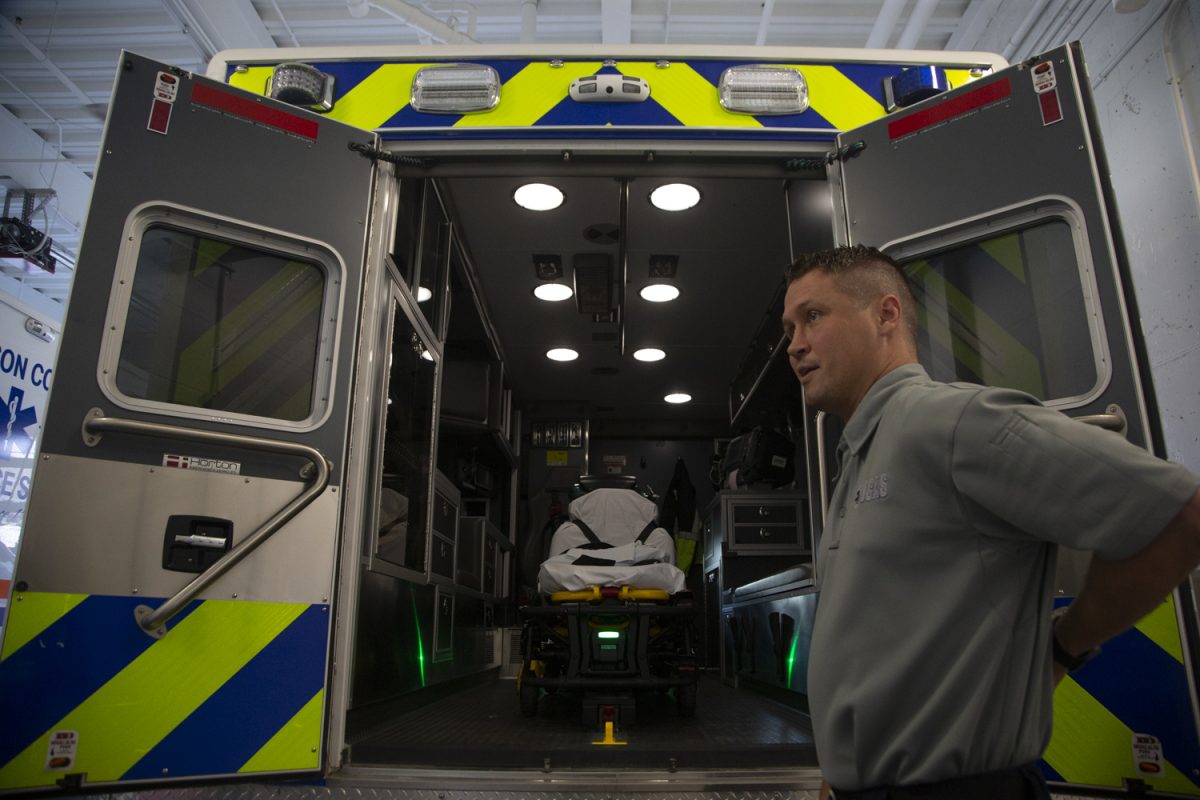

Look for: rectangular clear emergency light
[718,65,809,115]
[411,64,501,114]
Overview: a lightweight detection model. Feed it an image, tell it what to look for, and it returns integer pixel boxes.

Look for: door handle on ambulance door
[81,408,330,638]
[1075,403,1128,438]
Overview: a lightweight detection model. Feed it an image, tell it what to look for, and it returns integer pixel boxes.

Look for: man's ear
[877,294,903,332]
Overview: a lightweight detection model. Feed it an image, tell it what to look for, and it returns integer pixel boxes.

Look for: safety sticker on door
[1031,60,1063,126]
[148,70,178,135]
[1132,733,1164,777]
[43,730,78,771]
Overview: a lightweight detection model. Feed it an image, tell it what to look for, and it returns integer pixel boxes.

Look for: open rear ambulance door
[832,42,1200,794]
[0,52,378,792]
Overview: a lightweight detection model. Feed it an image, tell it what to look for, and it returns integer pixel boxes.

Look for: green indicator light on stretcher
[597,630,621,639]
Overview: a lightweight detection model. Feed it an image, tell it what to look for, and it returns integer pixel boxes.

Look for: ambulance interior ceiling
[441,171,826,432]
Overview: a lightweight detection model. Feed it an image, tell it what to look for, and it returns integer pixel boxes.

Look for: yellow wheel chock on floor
[592,719,627,746]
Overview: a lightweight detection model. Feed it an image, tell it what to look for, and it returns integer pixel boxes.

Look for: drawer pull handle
[758,506,768,517]
[759,527,768,537]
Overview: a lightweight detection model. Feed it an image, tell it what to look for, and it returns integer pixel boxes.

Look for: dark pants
[832,763,1052,800]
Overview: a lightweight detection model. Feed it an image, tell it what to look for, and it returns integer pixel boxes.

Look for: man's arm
[1054,488,1200,683]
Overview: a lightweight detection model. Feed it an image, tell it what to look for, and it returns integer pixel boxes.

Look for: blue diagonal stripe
[121,604,329,779]
[1072,624,1200,787]
[0,595,200,768]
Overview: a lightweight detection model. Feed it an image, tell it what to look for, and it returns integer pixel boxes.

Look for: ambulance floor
[348,673,817,770]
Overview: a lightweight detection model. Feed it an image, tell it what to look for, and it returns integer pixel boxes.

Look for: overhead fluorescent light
[546,348,579,362]
[649,183,700,211]
[534,283,574,302]
[639,284,680,303]
[514,183,564,211]
[633,348,666,362]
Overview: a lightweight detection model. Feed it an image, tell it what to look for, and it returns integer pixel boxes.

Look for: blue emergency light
[888,65,950,109]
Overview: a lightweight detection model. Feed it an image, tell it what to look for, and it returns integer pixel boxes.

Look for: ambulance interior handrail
[81,409,330,637]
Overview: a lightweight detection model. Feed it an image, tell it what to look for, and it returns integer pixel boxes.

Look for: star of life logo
[0,386,37,460]
[162,453,242,475]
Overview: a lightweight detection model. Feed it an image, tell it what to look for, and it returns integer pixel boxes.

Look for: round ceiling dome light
[664,392,692,404]
[639,284,680,303]
[533,283,574,302]
[650,183,701,211]
[633,348,666,362]
[416,286,433,302]
[514,183,564,211]
[546,348,579,362]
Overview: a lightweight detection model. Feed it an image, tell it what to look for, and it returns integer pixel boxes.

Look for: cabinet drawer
[732,503,797,525]
[430,533,455,578]
[731,524,801,548]
[433,491,458,538]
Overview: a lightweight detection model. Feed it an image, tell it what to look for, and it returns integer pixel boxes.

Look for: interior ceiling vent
[583,223,620,245]
[590,367,620,376]
[573,253,614,314]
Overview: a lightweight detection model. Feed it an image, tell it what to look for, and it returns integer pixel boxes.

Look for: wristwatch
[1051,607,1100,672]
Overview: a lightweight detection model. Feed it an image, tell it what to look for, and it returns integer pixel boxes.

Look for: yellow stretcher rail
[549,586,671,603]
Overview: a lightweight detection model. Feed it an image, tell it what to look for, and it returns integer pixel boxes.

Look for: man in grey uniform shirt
[780,245,1200,799]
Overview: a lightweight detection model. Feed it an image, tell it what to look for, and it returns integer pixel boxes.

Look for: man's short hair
[785,244,918,342]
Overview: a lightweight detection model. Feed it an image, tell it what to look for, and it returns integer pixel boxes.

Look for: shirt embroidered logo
[854,473,888,504]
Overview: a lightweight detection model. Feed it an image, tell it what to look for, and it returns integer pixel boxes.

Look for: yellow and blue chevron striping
[1042,596,1200,794]
[0,593,328,790]
[222,58,984,138]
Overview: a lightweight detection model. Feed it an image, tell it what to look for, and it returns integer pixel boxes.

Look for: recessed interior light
[534,283,574,302]
[416,286,432,302]
[639,284,680,303]
[514,183,564,211]
[664,392,692,404]
[650,183,701,211]
[420,349,434,362]
[546,348,579,362]
[633,348,666,362]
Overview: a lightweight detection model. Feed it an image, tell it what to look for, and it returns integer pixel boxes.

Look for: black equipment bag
[720,427,795,488]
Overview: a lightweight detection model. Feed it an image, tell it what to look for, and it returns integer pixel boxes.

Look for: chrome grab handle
[815,410,829,528]
[1075,403,1128,438]
[81,408,330,638]
[174,534,227,549]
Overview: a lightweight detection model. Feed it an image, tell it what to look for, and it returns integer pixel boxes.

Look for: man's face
[781,270,882,421]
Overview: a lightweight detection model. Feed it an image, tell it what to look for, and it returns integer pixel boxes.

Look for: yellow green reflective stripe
[0,600,304,787]
[0,592,87,662]
[945,68,977,90]
[1135,595,1184,665]
[455,62,603,128]
[174,261,319,406]
[228,66,272,95]
[330,63,429,130]
[792,64,885,131]
[908,260,1045,397]
[239,689,323,773]
[1046,677,1199,794]
[979,232,1028,285]
[616,62,760,128]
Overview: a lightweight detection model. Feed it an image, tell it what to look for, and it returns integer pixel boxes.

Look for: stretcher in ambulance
[0,39,1196,799]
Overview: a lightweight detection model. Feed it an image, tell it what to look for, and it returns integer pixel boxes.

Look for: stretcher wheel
[676,681,697,717]
[520,675,539,717]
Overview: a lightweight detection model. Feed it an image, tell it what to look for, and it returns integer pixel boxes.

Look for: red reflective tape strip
[888,77,1012,140]
[147,98,172,134]
[0,578,11,598]
[1039,89,1063,125]
[191,83,319,140]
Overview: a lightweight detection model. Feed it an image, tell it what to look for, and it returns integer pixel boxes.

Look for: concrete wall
[961,0,1199,471]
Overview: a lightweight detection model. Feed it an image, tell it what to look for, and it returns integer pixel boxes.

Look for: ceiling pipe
[0,15,94,106]
[866,0,909,48]
[521,0,538,43]
[755,0,777,46]
[894,0,941,50]
[359,0,477,43]
[1001,0,1054,60]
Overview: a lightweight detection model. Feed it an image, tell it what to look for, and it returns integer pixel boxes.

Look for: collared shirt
[808,364,1200,790]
